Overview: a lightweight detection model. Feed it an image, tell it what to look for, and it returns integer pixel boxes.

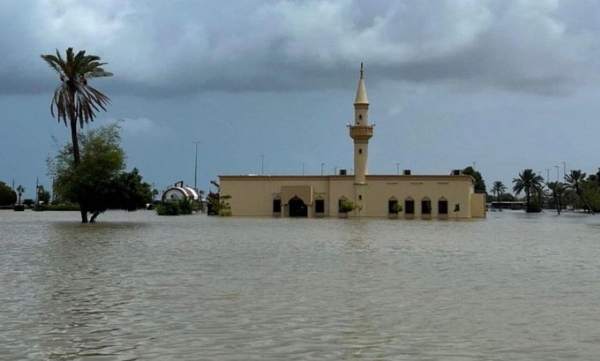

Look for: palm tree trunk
[69,115,88,223]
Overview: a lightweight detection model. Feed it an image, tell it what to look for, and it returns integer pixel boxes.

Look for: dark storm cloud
[0,0,597,97]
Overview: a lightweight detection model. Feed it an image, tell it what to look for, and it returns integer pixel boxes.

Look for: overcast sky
[1,0,600,199]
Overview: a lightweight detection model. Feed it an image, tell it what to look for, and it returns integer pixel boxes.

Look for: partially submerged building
[219,65,486,219]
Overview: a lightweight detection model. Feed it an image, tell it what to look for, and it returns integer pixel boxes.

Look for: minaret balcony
[349,125,373,141]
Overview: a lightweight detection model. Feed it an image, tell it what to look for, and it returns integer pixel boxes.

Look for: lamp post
[192,141,201,190]
[321,163,324,176]
[545,169,550,183]
[554,165,560,182]
[396,163,400,175]
[260,154,265,174]
[562,161,566,180]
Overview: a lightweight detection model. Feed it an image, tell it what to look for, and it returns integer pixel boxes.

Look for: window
[388,199,398,213]
[421,200,431,215]
[405,199,414,214]
[315,199,325,213]
[438,200,448,215]
[273,198,281,213]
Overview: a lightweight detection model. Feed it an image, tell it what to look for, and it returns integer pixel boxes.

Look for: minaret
[349,63,373,185]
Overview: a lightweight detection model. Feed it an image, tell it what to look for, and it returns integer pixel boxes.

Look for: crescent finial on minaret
[360,62,364,78]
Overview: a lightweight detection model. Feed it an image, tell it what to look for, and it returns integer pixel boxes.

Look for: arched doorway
[288,196,308,217]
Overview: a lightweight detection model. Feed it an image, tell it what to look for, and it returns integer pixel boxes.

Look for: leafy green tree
[111,168,153,211]
[581,181,600,213]
[48,123,152,223]
[462,166,486,193]
[41,47,113,223]
[512,169,544,212]
[0,181,17,205]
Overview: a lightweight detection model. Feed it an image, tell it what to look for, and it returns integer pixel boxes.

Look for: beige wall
[219,174,484,219]
[470,193,487,219]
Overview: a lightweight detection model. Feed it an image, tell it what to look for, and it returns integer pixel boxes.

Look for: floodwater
[1,210,599,360]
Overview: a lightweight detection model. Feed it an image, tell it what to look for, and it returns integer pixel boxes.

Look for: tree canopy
[48,123,152,222]
[0,181,16,206]
[513,169,544,212]
[462,166,486,194]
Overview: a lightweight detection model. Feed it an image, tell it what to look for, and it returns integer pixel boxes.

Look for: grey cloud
[0,0,597,98]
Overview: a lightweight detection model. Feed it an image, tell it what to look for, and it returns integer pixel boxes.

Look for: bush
[156,198,198,216]
[339,200,356,213]
[391,202,403,213]
[526,201,542,213]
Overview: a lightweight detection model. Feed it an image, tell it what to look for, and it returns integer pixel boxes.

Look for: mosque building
[219,65,486,219]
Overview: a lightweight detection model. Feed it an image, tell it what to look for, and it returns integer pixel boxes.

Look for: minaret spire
[354,63,369,105]
[349,63,373,186]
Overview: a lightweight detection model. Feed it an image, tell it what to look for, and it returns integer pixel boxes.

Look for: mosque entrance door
[288,196,308,217]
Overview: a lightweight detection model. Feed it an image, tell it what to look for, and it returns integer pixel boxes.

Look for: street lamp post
[192,141,201,190]
[562,161,566,180]
[260,154,265,174]
[396,163,400,175]
[554,165,560,182]
[321,163,324,176]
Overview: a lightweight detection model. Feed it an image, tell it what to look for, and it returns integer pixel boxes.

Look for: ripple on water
[1,210,600,360]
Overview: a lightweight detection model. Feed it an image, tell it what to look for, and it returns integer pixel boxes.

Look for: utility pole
[192,141,201,190]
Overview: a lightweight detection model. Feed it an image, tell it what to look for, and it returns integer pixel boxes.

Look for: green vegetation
[391,202,403,213]
[491,181,507,206]
[0,181,17,205]
[16,185,24,205]
[41,47,113,223]
[462,166,486,194]
[48,123,153,222]
[156,198,199,215]
[339,199,357,213]
[513,169,544,213]
[205,180,231,216]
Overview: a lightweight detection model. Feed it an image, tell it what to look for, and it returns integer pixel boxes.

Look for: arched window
[438,197,448,215]
[421,197,432,215]
[405,197,414,214]
[388,196,399,213]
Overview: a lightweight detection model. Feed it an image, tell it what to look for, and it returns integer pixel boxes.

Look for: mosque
[219,65,486,219]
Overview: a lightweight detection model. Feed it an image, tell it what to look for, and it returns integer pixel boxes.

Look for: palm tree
[547,181,565,215]
[16,185,25,205]
[41,48,112,223]
[564,169,595,213]
[491,181,507,208]
[564,170,586,197]
[512,169,544,212]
